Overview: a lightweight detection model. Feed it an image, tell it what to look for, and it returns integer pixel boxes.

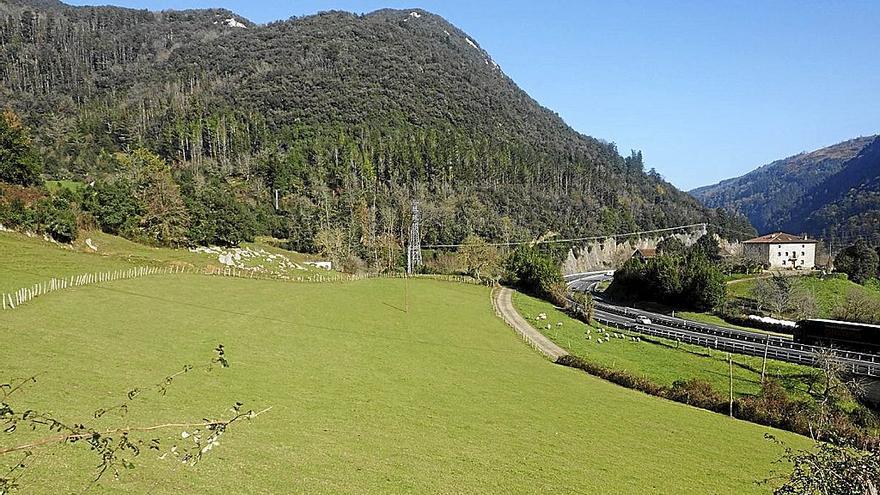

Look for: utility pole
[761,339,770,385]
[728,353,734,418]
[407,200,422,275]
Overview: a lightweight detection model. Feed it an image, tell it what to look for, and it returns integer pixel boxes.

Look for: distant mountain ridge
[691,135,880,244]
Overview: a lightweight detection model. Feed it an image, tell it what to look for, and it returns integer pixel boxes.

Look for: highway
[564,271,614,292]
[566,272,880,377]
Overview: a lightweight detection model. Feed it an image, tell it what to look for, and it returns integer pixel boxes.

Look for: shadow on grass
[382,301,407,313]
[626,330,819,397]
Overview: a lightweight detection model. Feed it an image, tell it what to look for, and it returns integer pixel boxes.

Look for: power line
[421,223,709,249]
[706,224,757,239]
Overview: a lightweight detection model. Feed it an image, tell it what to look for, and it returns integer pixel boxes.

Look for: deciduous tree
[834,240,879,285]
[0,109,42,186]
[459,234,499,280]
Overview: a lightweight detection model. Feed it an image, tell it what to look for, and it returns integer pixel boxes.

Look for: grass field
[0,231,329,293]
[512,292,818,399]
[727,274,880,317]
[0,234,811,493]
[43,179,85,194]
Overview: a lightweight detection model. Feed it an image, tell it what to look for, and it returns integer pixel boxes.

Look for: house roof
[743,232,817,244]
[633,247,657,258]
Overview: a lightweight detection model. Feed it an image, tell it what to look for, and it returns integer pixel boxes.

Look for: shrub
[570,292,594,324]
[834,240,879,285]
[85,180,141,236]
[832,289,880,324]
[556,355,664,396]
[0,185,78,242]
[735,381,811,432]
[503,246,565,304]
[36,196,78,243]
[667,379,726,412]
[557,355,877,447]
[0,196,36,230]
[186,185,256,247]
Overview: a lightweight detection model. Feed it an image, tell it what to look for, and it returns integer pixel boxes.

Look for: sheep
[556,322,563,327]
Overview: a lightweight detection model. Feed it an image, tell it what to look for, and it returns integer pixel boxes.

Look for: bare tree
[1,346,268,493]
[834,289,880,324]
[751,275,818,320]
[765,348,878,494]
[768,434,879,495]
[751,275,796,318]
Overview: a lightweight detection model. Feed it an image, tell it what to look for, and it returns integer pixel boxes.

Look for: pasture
[727,273,880,317]
[0,231,329,293]
[0,234,810,493]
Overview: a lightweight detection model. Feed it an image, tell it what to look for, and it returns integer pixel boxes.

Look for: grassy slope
[0,237,810,493]
[0,231,328,293]
[512,292,817,399]
[728,275,880,317]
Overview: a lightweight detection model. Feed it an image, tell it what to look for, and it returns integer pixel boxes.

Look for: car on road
[635,316,652,325]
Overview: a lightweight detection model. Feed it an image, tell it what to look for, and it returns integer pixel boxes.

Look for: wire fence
[595,302,879,363]
[594,313,880,377]
[1,264,492,311]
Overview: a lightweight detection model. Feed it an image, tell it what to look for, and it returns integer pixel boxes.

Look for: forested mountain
[691,136,880,245]
[1,0,751,261]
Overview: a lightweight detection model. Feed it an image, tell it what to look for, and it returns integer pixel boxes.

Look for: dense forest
[692,135,880,246]
[0,0,752,270]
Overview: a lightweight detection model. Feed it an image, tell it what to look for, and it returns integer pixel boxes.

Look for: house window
[785,252,789,256]
[782,260,786,265]
[802,251,805,256]
[778,252,782,257]
[801,260,804,265]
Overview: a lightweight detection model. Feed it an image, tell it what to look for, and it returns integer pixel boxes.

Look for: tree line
[607,235,727,311]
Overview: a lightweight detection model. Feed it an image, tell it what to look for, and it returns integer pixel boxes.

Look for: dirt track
[492,287,569,362]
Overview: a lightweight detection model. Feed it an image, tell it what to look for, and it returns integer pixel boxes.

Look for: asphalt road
[566,272,880,377]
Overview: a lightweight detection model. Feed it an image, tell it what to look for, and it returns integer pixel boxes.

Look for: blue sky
[68,0,880,190]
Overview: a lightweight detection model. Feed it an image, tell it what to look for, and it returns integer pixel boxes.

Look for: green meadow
[727,274,880,317]
[0,231,329,293]
[0,233,809,493]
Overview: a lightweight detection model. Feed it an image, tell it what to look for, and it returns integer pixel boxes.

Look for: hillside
[691,135,880,243]
[0,0,752,255]
[0,231,807,492]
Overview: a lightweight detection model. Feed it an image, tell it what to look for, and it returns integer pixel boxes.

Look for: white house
[742,232,817,270]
